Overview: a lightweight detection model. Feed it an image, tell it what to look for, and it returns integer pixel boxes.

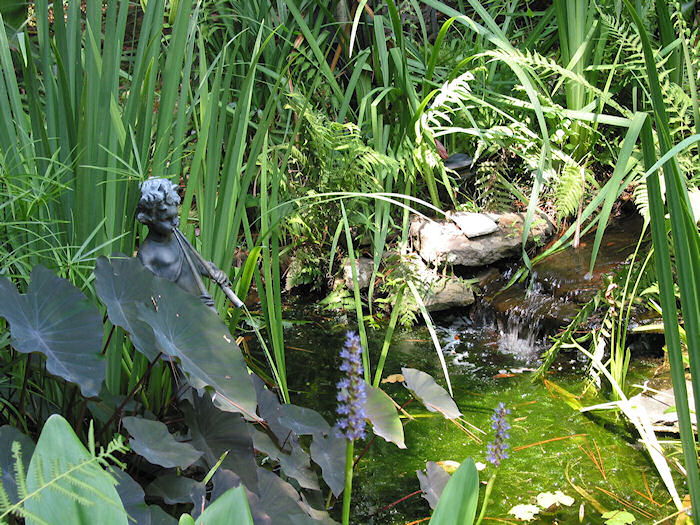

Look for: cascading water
[437,215,646,367]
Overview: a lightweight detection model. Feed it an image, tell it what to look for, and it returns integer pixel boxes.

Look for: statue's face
[149,201,180,236]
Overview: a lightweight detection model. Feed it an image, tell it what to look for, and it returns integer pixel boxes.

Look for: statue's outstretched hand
[210,267,231,287]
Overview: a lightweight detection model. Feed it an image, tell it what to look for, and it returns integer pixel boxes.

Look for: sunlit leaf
[26,415,128,524]
[417,461,450,509]
[429,458,479,524]
[402,368,461,419]
[364,385,405,448]
[536,490,575,510]
[0,265,105,397]
[602,510,636,524]
[196,486,253,525]
[122,416,203,469]
[436,460,461,474]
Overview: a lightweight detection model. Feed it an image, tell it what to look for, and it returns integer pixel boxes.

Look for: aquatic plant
[486,403,511,467]
[475,403,511,525]
[335,331,368,524]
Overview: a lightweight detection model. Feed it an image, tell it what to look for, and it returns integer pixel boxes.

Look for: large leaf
[122,416,203,469]
[94,257,257,420]
[0,425,35,504]
[25,415,127,525]
[255,467,319,525]
[111,469,151,525]
[253,376,297,447]
[181,393,258,489]
[112,470,177,525]
[429,458,479,525]
[278,404,331,436]
[0,265,105,397]
[402,368,461,419]
[417,461,451,510]
[365,385,406,448]
[309,432,346,497]
[146,474,205,511]
[94,256,159,361]
[251,428,319,491]
[137,282,257,420]
[196,486,253,525]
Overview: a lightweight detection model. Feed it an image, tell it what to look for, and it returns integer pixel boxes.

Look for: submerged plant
[335,331,367,524]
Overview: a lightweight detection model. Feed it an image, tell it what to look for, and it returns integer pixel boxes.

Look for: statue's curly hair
[136,178,181,224]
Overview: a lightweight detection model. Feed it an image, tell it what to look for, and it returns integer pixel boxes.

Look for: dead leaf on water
[382,373,405,384]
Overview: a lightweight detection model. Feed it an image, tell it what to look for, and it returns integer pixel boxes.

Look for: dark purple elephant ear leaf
[0,265,105,397]
[122,416,203,469]
[94,256,159,361]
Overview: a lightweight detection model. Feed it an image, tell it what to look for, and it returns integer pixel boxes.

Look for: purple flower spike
[486,402,511,467]
[335,332,367,441]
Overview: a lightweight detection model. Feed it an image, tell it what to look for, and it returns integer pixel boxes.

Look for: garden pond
[249,218,683,524]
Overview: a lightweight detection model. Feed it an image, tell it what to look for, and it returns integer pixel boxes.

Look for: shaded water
[252,218,679,523]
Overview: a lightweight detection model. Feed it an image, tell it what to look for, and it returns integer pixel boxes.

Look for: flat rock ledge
[410,211,554,267]
[341,255,475,312]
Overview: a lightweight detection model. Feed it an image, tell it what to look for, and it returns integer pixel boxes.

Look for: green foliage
[429,459,479,525]
[554,162,585,221]
[0,416,129,525]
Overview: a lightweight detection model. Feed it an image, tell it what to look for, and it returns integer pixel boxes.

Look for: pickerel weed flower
[486,402,511,467]
[335,332,367,440]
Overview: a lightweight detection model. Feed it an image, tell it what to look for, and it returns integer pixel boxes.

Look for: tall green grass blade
[372,284,406,388]
[151,0,194,180]
[406,281,452,397]
[588,112,647,274]
[625,0,700,512]
[341,201,370,383]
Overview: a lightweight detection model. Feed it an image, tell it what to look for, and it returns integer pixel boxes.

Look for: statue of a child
[136,178,229,309]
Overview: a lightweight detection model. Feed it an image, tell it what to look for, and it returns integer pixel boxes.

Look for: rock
[410,211,554,267]
[448,212,499,238]
[405,254,475,312]
[343,257,374,291]
[630,381,696,434]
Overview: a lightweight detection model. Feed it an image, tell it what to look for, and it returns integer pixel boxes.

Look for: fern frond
[12,441,28,503]
[632,175,650,221]
[474,160,519,212]
[482,48,632,118]
[0,468,12,511]
[554,163,586,221]
[0,443,49,525]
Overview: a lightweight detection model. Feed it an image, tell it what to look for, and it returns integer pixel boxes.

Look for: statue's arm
[198,257,230,286]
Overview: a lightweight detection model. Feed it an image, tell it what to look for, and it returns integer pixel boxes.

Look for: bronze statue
[136,178,244,310]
